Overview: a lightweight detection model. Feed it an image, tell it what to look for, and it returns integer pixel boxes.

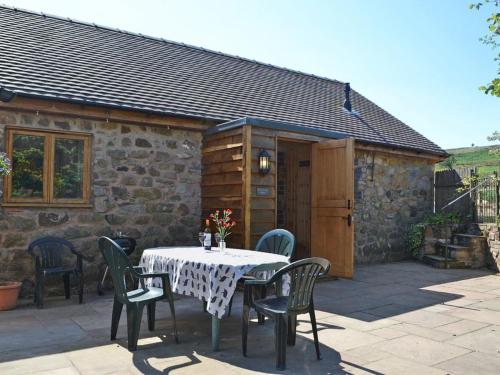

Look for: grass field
[436,145,500,176]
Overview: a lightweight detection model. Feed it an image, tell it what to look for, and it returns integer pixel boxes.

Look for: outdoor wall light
[258,149,271,175]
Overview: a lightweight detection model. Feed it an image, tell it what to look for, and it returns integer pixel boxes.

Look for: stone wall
[0,110,202,296]
[353,150,435,263]
[482,224,500,272]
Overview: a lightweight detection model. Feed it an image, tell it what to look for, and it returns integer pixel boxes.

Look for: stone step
[422,255,467,269]
[434,242,470,259]
[453,233,487,247]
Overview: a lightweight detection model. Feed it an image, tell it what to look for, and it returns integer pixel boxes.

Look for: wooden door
[311,138,354,278]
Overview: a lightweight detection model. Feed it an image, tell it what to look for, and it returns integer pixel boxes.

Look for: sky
[2,0,499,149]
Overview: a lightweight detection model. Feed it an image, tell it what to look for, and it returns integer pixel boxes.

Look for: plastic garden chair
[28,236,84,308]
[227,229,295,317]
[242,257,330,370]
[254,229,296,258]
[98,236,178,351]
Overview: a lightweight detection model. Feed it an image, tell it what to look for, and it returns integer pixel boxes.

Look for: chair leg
[242,302,250,356]
[166,293,179,343]
[63,274,70,299]
[227,295,233,317]
[111,298,123,340]
[147,302,156,331]
[275,315,287,370]
[257,286,267,325]
[287,315,297,346]
[309,305,321,360]
[34,275,39,305]
[37,277,45,309]
[126,304,144,351]
[78,272,84,304]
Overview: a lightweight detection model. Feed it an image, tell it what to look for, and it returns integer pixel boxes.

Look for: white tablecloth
[139,247,289,318]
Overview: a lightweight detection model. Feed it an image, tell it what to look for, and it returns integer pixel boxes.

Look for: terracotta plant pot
[0,282,22,311]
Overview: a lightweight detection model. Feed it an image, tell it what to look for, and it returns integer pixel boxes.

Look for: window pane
[54,138,84,199]
[11,134,45,198]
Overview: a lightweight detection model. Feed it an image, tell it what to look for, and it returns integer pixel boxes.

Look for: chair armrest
[244,279,269,287]
[130,266,168,279]
[136,272,169,279]
[131,266,169,279]
[130,267,171,293]
[132,266,144,274]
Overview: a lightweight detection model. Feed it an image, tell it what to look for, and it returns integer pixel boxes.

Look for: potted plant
[0,152,21,311]
[0,151,10,196]
[209,209,236,250]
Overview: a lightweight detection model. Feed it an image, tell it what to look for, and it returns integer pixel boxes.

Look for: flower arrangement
[0,152,11,177]
[209,209,236,242]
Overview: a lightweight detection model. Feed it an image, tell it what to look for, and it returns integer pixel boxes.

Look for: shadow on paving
[128,316,384,375]
[0,261,495,374]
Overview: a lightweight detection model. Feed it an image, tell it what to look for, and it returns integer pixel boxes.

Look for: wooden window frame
[3,127,92,208]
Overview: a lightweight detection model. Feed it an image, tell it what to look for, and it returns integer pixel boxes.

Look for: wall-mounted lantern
[258,149,271,175]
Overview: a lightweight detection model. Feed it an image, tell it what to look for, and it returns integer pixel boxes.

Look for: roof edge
[204,117,350,140]
[9,91,227,123]
[206,117,448,158]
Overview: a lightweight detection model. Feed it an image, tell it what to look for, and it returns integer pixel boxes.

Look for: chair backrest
[111,237,137,256]
[275,257,330,313]
[255,229,295,259]
[98,236,133,304]
[28,236,77,270]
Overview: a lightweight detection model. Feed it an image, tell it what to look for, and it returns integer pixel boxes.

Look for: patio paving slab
[446,325,500,354]
[389,322,455,342]
[435,351,500,375]
[435,318,489,336]
[374,334,470,366]
[0,261,499,374]
[360,356,449,375]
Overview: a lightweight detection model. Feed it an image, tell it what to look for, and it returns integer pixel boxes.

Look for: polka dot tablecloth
[139,247,289,318]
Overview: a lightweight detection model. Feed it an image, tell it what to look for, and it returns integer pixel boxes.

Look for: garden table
[139,246,289,350]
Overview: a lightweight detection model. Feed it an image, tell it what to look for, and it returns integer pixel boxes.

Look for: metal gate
[434,168,499,223]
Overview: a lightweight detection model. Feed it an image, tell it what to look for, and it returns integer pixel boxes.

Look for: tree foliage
[442,155,457,170]
[488,130,500,156]
[470,1,500,96]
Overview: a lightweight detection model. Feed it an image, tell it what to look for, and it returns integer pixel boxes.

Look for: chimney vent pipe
[343,82,352,112]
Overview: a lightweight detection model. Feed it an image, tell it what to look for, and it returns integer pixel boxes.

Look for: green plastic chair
[98,237,178,351]
[227,229,295,317]
[242,257,330,370]
[255,229,295,258]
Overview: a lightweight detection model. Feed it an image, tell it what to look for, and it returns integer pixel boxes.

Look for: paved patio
[1,262,500,374]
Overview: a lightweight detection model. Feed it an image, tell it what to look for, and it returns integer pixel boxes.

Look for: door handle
[342,214,352,226]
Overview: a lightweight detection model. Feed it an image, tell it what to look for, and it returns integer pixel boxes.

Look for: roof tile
[0,5,445,155]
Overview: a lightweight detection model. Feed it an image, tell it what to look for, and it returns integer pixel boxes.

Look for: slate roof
[0,5,445,156]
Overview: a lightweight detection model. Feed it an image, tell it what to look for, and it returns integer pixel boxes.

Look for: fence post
[470,169,477,222]
[495,171,499,220]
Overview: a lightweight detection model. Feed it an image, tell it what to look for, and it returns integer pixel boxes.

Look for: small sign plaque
[256,187,271,196]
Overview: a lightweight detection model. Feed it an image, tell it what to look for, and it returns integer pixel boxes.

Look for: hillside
[436,145,500,176]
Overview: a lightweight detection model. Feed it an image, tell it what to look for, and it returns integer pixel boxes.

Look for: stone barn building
[0,6,445,293]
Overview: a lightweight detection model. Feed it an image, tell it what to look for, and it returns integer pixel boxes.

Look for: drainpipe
[0,87,16,102]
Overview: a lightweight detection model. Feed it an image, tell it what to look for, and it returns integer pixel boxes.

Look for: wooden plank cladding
[202,125,319,250]
[249,127,277,248]
[201,127,246,248]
